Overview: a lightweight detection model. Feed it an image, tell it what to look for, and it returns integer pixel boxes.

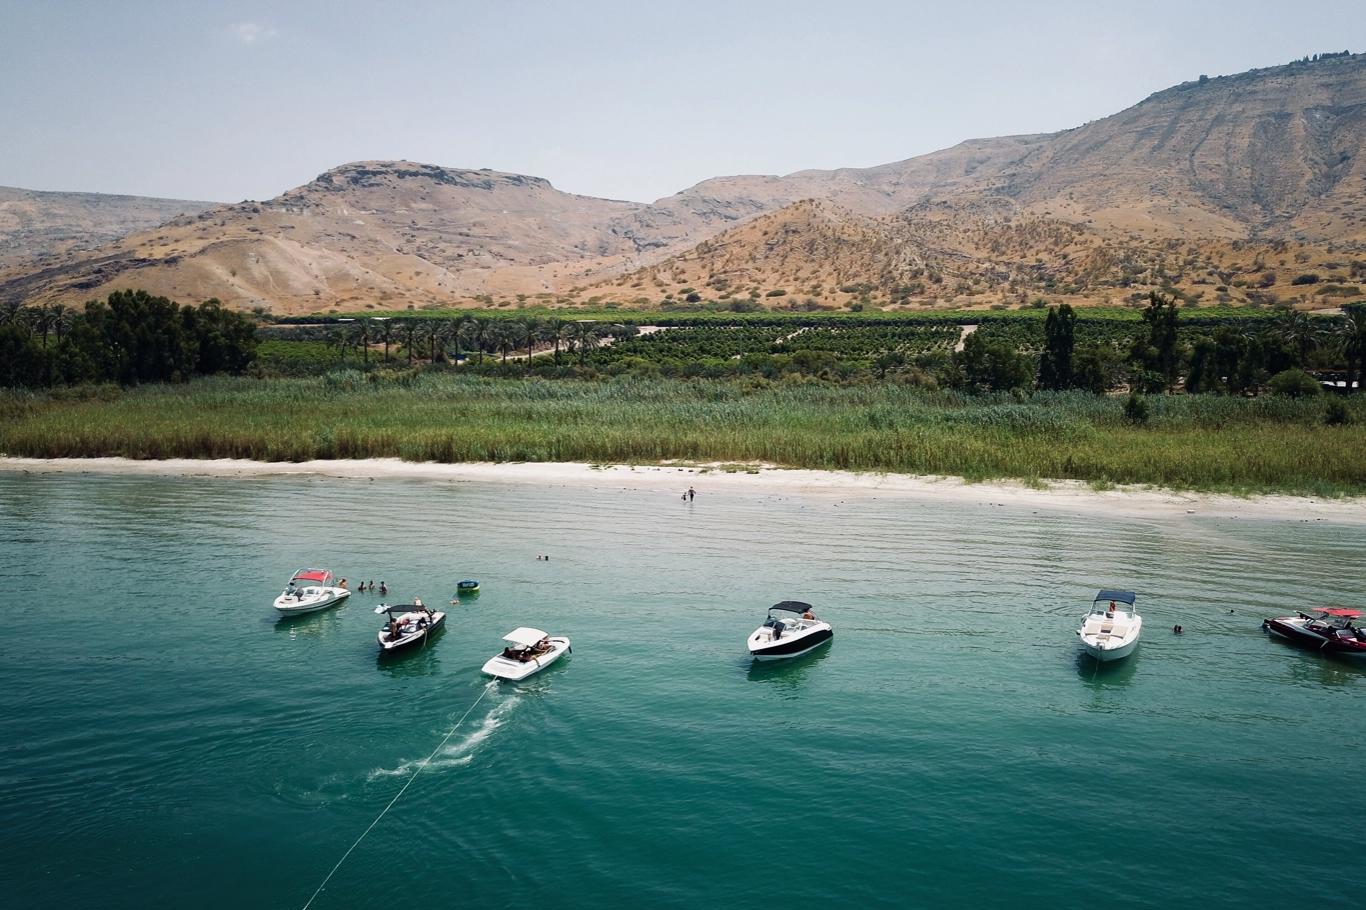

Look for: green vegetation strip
[4,375,1365,496]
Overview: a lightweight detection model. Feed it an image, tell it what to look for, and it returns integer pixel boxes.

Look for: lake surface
[1,470,1363,909]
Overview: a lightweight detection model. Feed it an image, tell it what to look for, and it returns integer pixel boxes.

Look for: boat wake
[369,688,519,779]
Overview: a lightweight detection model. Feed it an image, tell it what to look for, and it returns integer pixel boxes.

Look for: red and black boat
[1263,607,1366,658]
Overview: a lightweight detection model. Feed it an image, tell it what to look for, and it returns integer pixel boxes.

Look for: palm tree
[496,322,521,365]
[445,317,467,363]
[400,319,419,365]
[0,300,25,328]
[521,317,540,363]
[458,318,484,364]
[571,321,600,365]
[377,319,393,363]
[1276,309,1318,367]
[1339,305,1366,393]
[350,320,371,365]
[327,329,349,363]
[423,319,444,363]
[29,305,55,349]
[50,304,72,344]
[552,319,574,364]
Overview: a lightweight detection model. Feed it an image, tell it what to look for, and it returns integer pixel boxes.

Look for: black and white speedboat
[375,600,445,652]
[747,601,833,661]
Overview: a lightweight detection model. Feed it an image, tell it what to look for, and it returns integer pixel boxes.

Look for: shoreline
[2,456,1364,523]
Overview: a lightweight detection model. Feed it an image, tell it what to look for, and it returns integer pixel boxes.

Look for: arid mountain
[596,198,1365,310]
[4,53,1365,314]
[0,186,215,270]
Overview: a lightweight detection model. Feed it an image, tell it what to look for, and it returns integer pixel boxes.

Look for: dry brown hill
[592,198,1366,310]
[0,186,215,270]
[4,53,1365,313]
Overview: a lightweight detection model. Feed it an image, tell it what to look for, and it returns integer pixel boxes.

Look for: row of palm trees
[0,300,76,347]
[324,316,613,367]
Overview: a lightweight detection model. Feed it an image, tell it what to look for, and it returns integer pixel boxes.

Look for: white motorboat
[375,600,446,651]
[747,601,833,661]
[273,568,351,615]
[1077,589,1142,662]
[481,627,571,680]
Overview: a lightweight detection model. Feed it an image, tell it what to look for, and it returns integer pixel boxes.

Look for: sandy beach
[2,456,1363,523]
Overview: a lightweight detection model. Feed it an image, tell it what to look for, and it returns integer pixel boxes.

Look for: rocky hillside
[4,53,1365,313]
[593,198,1365,310]
[0,186,214,270]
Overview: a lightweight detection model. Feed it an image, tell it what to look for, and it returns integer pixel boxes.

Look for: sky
[2,0,1363,204]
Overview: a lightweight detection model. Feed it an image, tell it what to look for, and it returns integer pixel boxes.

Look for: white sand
[1,456,1362,524]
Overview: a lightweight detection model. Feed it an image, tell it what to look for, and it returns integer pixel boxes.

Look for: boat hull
[749,627,833,661]
[482,638,571,680]
[273,588,350,615]
[1080,637,1139,662]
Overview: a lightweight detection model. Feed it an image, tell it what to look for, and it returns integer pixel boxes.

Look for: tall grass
[3,375,1365,495]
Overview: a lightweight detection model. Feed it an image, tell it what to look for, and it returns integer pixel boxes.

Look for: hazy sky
[2,0,1363,203]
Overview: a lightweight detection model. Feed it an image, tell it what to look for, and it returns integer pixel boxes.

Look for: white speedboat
[273,568,351,615]
[481,627,571,680]
[1077,590,1142,662]
[375,601,445,651]
[747,601,833,661]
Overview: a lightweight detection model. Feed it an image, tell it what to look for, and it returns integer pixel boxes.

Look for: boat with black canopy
[375,599,446,652]
[746,601,833,661]
[1076,589,1142,662]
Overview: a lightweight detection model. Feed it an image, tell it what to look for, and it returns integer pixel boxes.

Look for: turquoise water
[1,471,1363,909]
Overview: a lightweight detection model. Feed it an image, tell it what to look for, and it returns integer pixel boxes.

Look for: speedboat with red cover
[747,602,833,661]
[1263,608,1366,658]
[273,568,351,615]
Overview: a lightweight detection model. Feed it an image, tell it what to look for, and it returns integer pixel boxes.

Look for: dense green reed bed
[3,375,1365,495]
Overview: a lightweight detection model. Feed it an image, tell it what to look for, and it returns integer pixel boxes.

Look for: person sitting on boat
[802,608,816,620]
[339,578,348,589]
[1107,601,1117,617]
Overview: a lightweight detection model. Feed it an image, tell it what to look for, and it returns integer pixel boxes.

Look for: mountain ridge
[3,52,1365,313]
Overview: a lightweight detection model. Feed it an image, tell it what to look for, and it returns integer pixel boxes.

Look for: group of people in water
[339,579,387,595]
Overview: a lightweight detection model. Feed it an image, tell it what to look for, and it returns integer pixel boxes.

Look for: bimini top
[374,603,428,615]
[1094,590,1137,606]
[1320,607,1362,618]
[503,627,549,647]
[291,568,332,584]
[770,601,814,615]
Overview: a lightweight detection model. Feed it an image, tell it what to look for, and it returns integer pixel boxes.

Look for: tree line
[320,315,621,367]
[957,295,1366,396]
[1,291,258,388]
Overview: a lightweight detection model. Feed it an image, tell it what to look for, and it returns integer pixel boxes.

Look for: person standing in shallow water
[688,487,696,502]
